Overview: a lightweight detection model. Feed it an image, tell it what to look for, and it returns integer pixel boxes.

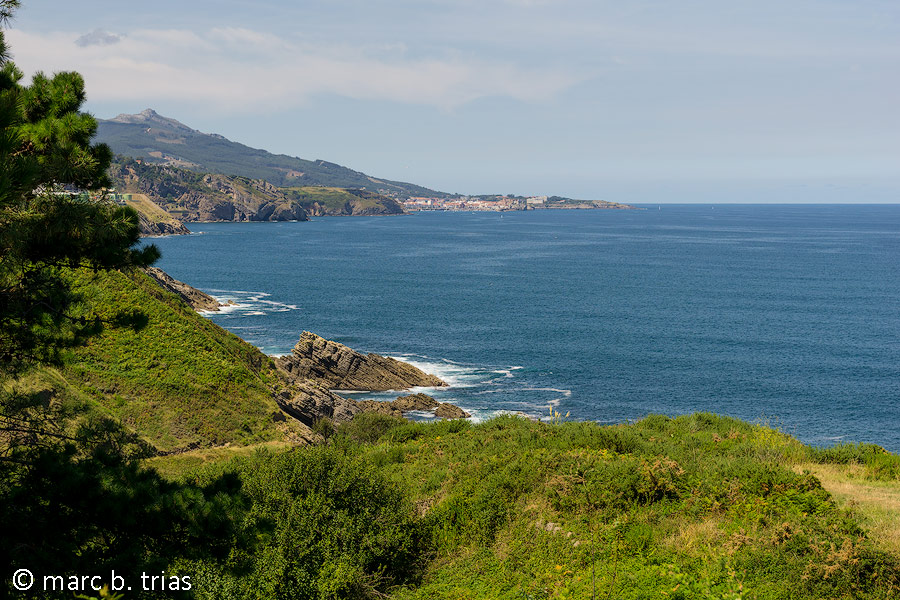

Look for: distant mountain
[96,109,446,199]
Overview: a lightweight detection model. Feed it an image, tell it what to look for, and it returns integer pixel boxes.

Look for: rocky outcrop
[274,379,361,428]
[142,267,224,312]
[434,403,471,419]
[276,331,447,391]
[138,213,191,236]
[110,159,310,223]
[357,393,470,420]
[356,400,403,418]
[394,393,440,411]
[295,189,406,216]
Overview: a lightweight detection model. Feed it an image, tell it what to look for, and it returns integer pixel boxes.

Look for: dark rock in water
[276,331,447,391]
[143,267,223,312]
[356,400,403,418]
[355,393,469,421]
[394,393,440,411]
[434,403,471,419]
[274,380,361,428]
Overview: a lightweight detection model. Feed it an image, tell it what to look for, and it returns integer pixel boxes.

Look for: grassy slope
[125,193,186,226]
[51,268,298,452]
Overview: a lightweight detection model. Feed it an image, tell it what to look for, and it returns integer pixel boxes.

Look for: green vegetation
[1,4,249,596]
[145,413,900,600]
[3,4,900,599]
[53,268,293,452]
[282,186,404,215]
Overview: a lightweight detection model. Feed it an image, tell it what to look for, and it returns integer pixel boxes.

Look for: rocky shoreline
[144,269,469,435]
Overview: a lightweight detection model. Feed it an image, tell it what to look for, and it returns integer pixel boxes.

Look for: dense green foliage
[185,446,424,600]
[147,414,900,600]
[2,424,246,599]
[0,7,253,597]
[97,114,444,198]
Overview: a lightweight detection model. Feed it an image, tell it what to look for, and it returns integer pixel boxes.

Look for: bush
[189,446,424,600]
[336,412,406,444]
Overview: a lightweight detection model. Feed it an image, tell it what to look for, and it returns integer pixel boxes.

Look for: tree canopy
[0,1,158,375]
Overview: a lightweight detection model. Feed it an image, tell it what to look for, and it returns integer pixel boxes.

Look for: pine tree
[0,7,245,594]
[0,0,159,376]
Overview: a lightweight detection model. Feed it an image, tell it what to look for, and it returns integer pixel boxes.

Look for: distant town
[398,195,634,212]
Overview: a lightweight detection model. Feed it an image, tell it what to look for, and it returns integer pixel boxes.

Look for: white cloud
[5,27,581,112]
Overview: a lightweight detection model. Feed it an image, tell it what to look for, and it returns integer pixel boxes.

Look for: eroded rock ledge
[276,331,447,391]
[143,267,225,312]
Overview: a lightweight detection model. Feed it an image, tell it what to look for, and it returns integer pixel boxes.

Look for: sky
[5,0,899,202]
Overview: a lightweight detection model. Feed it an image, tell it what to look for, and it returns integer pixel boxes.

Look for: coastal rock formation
[110,158,310,223]
[109,157,407,223]
[356,393,470,420]
[356,400,403,418]
[135,209,191,236]
[274,379,361,428]
[434,403,471,419]
[394,393,440,411]
[276,331,447,391]
[142,267,223,312]
[289,188,406,216]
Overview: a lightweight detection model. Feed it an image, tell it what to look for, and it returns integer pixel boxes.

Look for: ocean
[151,205,900,452]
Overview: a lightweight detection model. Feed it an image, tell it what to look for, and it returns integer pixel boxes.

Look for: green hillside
[25,268,306,453]
[97,109,446,199]
[10,268,900,599]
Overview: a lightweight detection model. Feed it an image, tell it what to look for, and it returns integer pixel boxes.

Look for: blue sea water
[151,205,900,452]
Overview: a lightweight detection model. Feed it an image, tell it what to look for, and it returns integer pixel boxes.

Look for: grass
[44,267,302,453]
[369,414,900,599]
[146,440,293,479]
[797,463,900,556]
[125,193,184,226]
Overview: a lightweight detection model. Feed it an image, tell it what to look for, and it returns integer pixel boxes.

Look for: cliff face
[110,158,407,223]
[285,188,406,216]
[122,193,191,236]
[111,160,310,223]
[275,379,362,428]
[277,331,447,391]
[137,213,191,236]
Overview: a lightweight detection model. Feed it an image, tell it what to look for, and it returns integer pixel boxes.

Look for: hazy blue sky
[7,1,899,201]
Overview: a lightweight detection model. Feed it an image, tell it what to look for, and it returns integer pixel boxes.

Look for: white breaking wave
[388,355,493,388]
[200,289,301,317]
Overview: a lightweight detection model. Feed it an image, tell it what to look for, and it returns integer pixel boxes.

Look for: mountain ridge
[97,109,448,198]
